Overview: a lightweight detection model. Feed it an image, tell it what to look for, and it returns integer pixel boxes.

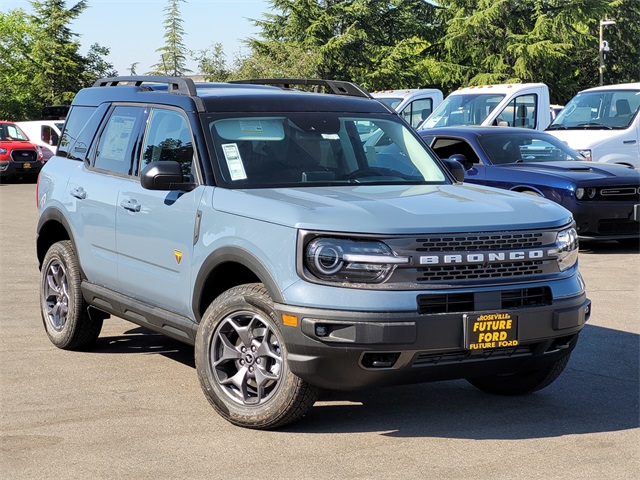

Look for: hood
[0,139,38,149]
[212,184,572,234]
[497,161,639,183]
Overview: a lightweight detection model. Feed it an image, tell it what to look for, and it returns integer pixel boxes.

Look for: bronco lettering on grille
[419,249,550,265]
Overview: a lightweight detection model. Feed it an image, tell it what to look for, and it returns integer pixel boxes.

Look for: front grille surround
[298,227,573,289]
[10,149,38,162]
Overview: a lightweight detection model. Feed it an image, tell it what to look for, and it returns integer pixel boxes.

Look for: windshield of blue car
[548,89,640,130]
[204,112,449,188]
[420,93,505,128]
[478,134,586,164]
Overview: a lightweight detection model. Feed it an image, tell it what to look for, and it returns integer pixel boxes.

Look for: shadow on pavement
[295,324,639,438]
[94,326,195,368]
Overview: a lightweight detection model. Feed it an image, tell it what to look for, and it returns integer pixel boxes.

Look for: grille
[412,345,533,367]
[417,286,551,314]
[598,219,640,235]
[10,149,38,162]
[382,229,560,285]
[595,186,640,202]
[415,232,544,252]
[417,261,544,282]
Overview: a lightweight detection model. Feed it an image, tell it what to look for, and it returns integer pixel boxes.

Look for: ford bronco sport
[36,76,591,429]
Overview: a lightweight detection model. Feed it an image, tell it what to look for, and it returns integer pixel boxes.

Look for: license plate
[464,312,518,350]
[23,162,31,169]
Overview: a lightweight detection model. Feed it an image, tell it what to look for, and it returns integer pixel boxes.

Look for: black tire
[466,355,570,396]
[195,283,320,429]
[40,240,103,350]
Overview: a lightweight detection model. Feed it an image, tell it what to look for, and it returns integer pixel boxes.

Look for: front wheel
[40,240,103,350]
[466,355,570,395]
[195,283,320,429]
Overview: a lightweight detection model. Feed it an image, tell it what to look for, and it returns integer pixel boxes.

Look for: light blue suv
[36,77,591,429]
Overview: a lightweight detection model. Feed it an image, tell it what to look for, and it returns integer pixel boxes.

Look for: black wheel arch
[192,246,285,323]
[36,207,76,270]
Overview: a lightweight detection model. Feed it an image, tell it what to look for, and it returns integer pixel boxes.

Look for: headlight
[575,187,596,200]
[577,149,592,162]
[305,237,409,283]
[0,147,7,155]
[550,227,579,271]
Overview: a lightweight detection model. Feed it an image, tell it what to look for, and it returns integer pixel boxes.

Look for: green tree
[0,1,115,120]
[0,9,39,119]
[602,0,640,85]
[430,0,635,102]
[194,43,232,82]
[243,0,439,89]
[149,0,191,76]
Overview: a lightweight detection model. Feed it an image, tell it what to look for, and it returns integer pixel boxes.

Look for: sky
[1,0,271,75]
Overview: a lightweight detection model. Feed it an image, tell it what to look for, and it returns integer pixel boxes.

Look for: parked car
[16,120,64,162]
[36,77,589,429]
[417,126,640,244]
[546,83,640,168]
[0,120,44,182]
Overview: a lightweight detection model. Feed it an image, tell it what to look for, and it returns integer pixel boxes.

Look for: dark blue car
[418,126,640,244]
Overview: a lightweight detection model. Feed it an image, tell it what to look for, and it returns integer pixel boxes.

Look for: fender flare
[192,246,285,322]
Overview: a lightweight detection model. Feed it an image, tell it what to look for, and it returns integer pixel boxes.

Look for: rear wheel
[466,355,570,395]
[40,240,103,350]
[195,283,320,429]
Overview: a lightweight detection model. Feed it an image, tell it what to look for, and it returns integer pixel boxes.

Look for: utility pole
[599,19,616,86]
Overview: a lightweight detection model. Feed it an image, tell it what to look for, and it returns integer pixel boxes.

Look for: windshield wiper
[546,124,567,130]
[575,122,613,129]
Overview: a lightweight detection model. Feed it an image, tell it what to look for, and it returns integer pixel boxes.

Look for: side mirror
[442,155,467,182]
[141,161,196,191]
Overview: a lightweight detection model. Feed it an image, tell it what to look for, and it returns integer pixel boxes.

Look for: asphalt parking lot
[1,181,638,479]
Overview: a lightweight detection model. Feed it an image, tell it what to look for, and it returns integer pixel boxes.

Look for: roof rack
[92,76,198,96]
[229,78,371,99]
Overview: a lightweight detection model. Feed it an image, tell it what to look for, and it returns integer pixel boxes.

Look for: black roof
[75,76,391,115]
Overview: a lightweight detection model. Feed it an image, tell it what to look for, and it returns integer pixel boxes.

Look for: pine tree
[148,0,191,76]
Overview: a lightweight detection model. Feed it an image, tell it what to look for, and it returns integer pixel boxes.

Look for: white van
[15,120,64,162]
[546,83,640,168]
[372,89,444,128]
[419,83,551,131]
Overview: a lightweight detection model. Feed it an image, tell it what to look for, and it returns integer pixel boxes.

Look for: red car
[0,120,44,182]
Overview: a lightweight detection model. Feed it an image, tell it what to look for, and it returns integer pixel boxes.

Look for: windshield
[420,93,505,128]
[478,134,586,165]
[375,97,403,110]
[204,113,448,188]
[548,89,640,130]
[0,123,29,141]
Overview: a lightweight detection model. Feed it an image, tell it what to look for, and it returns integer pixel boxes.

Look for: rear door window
[93,106,144,176]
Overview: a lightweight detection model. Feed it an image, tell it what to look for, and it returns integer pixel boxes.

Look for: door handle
[70,187,86,200]
[120,199,141,212]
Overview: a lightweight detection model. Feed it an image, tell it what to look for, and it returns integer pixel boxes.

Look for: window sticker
[103,115,136,161]
[222,143,247,181]
[240,120,264,134]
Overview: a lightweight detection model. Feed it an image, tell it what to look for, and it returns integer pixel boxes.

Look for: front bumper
[276,292,590,390]
[0,161,43,178]
[571,201,639,240]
